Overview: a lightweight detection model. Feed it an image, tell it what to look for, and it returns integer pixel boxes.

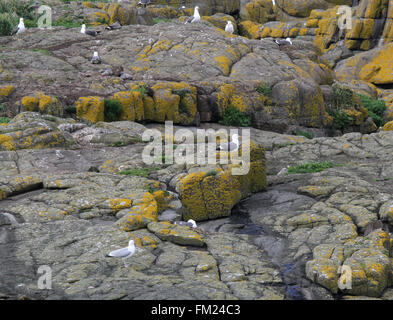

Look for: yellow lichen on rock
[76,96,105,124]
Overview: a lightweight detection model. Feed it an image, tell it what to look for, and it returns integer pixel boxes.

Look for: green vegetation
[0,0,37,35]
[109,141,127,147]
[327,85,357,130]
[255,83,272,97]
[65,105,76,115]
[118,167,159,177]
[359,94,386,127]
[219,106,251,127]
[287,161,334,174]
[104,99,123,122]
[173,89,192,114]
[296,130,313,139]
[52,17,81,29]
[0,117,10,123]
[205,170,218,177]
[132,85,148,96]
[153,18,172,24]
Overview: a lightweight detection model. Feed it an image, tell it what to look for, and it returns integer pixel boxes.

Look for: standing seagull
[225,21,234,34]
[11,18,26,37]
[185,6,200,24]
[91,51,101,64]
[107,240,142,267]
[217,133,240,152]
[274,37,292,46]
[105,21,122,30]
[80,24,101,37]
[138,0,151,8]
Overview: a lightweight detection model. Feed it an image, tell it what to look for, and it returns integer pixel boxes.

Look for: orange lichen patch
[0,134,15,151]
[0,85,14,98]
[21,96,39,111]
[107,198,132,211]
[360,43,393,84]
[382,121,393,131]
[76,96,105,123]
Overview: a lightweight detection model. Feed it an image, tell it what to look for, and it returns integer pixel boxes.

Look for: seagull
[274,37,293,45]
[217,133,240,152]
[80,24,101,37]
[225,21,234,34]
[105,21,122,30]
[11,18,26,36]
[91,51,101,64]
[174,219,197,228]
[107,240,142,267]
[185,6,200,24]
[138,0,151,7]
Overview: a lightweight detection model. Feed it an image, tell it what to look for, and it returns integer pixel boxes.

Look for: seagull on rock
[225,21,234,34]
[185,6,200,24]
[105,21,122,30]
[11,18,26,36]
[91,51,101,64]
[107,240,142,267]
[174,219,197,228]
[217,133,239,152]
[81,24,101,37]
[274,37,293,46]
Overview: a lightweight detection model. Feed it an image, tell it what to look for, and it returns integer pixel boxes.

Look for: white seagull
[11,18,26,36]
[274,37,292,45]
[225,21,234,34]
[91,51,101,64]
[108,240,142,267]
[217,133,240,152]
[174,219,197,228]
[185,6,200,24]
[81,24,101,37]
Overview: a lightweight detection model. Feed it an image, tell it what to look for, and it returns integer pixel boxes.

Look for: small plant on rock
[219,106,251,127]
[104,99,123,122]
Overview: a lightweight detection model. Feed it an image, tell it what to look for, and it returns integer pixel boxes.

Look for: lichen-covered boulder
[76,96,105,124]
[147,221,205,247]
[21,92,63,117]
[178,142,267,221]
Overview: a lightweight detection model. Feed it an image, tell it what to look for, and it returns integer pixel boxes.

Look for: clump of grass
[296,130,313,139]
[287,161,334,174]
[153,18,172,24]
[205,170,218,177]
[173,89,192,114]
[132,85,149,96]
[65,105,76,115]
[118,167,159,177]
[52,17,81,29]
[104,99,123,122]
[109,141,127,147]
[219,106,251,127]
[359,94,386,127]
[255,83,272,97]
[0,117,10,123]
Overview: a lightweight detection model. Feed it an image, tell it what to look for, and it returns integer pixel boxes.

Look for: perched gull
[11,18,26,36]
[91,51,101,64]
[274,37,293,45]
[138,0,151,7]
[174,219,197,228]
[105,21,122,30]
[225,21,234,34]
[217,133,239,152]
[80,24,101,37]
[185,6,200,24]
[108,240,142,267]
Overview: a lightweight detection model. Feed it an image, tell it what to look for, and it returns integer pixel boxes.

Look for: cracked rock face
[0,112,393,299]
